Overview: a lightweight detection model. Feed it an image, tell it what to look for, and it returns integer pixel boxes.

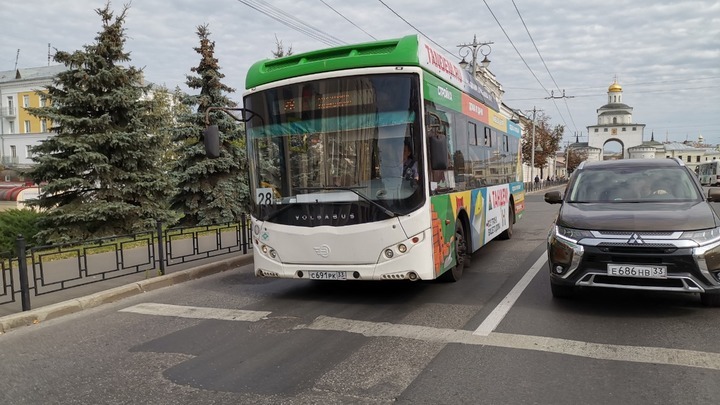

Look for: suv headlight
[681,227,720,245]
[555,225,594,243]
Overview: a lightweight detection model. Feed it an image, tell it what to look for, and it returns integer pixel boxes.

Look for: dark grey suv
[545,158,720,306]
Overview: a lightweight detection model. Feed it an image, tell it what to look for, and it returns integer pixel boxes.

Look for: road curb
[0,254,254,334]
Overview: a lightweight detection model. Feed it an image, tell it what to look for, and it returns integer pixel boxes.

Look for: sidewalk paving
[0,252,253,334]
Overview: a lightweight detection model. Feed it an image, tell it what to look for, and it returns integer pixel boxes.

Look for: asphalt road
[1,190,719,404]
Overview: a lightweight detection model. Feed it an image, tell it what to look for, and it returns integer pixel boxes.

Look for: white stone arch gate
[602,137,626,159]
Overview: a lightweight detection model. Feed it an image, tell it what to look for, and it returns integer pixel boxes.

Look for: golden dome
[608,81,622,92]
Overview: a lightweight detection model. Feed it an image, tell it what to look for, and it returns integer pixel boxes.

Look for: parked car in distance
[545,158,720,306]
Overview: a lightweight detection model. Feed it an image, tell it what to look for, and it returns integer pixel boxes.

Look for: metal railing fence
[1,215,252,312]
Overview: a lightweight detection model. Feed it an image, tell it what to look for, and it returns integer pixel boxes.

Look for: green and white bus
[208,35,525,281]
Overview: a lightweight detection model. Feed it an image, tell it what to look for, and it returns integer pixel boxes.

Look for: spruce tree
[26,3,175,242]
[171,25,249,226]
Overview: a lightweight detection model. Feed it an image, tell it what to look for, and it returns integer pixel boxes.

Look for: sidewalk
[0,252,253,334]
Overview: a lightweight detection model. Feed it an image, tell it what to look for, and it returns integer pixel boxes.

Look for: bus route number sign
[256,187,274,205]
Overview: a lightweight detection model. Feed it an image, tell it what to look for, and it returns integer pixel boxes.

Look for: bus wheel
[498,204,515,240]
[442,221,467,282]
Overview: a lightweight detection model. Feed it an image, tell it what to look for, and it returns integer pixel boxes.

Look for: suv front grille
[594,245,678,254]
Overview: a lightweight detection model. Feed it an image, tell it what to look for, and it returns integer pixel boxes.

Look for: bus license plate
[308,271,348,280]
[607,264,667,278]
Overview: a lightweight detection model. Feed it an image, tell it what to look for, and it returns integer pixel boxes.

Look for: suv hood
[557,201,720,231]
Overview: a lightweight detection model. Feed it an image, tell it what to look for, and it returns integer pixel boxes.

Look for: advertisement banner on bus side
[488,109,507,132]
[462,93,489,124]
[417,36,499,112]
[423,73,462,111]
[507,120,522,138]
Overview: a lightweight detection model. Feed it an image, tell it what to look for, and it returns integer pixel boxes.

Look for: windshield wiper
[294,186,399,217]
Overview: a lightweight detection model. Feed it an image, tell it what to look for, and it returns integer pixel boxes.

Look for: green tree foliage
[145,85,191,172]
[171,24,249,226]
[567,147,588,174]
[521,112,564,177]
[0,209,45,253]
[25,3,175,242]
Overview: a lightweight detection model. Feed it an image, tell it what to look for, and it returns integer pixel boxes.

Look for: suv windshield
[568,166,702,203]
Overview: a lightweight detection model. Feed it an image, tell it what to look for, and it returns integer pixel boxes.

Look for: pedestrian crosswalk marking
[120,303,720,371]
[120,303,270,322]
[299,315,720,371]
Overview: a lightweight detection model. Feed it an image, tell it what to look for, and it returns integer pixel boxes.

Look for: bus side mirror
[203,125,220,159]
[428,135,448,170]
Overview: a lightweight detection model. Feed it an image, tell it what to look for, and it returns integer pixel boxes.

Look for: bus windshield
[244,73,424,223]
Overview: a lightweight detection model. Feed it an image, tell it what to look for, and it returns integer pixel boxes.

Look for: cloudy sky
[2,0,718,146]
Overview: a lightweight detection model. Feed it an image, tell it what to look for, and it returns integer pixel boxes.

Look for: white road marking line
[473,253,547,336]
[300,315,720,371]
[119,303,271,322]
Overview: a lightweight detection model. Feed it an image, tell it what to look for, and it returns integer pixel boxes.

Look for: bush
[0,209,45,254]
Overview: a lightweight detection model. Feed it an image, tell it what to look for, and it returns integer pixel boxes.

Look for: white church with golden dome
[584,79,646,160]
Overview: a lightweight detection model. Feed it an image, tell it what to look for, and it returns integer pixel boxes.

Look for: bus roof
[245,35,420,89]
[245,35,500,112]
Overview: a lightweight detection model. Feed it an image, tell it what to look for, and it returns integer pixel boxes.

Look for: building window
[603,128,608,132]
[468,122,478,145]
[612,117,617,124]
[678,156,682,160]
[26,145,33,158]
[622,127,626,132]
[24,120,31,133]
[22,95,29,108]
[6,96,13,114]
[10,145,17,157]
[39,95,47,107]
[697,156,701,163]
[8,120,14,134]
[484,127,492,147]
[632,127,637,131]
[41,119,48,132]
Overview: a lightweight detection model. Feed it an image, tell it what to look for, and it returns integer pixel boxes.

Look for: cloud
[2,0,718,143]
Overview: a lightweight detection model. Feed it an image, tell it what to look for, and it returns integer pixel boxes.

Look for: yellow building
[0,65,66,168]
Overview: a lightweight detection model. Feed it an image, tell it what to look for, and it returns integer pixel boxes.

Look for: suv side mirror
[544,190,563,204]
[707,188,720,202]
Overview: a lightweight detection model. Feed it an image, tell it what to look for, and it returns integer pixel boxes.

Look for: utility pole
[531,106,537,185]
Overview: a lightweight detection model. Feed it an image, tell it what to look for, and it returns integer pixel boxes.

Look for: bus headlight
[378,231,426,262]
[259,243,280,262]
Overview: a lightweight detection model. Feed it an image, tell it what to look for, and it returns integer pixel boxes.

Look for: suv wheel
[550,282,574,299]
[700,292,720,307]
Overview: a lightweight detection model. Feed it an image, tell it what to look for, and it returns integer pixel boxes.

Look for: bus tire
[441,221,467,282]
[498,204,515,240]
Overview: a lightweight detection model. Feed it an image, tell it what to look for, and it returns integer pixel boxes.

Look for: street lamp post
[457,35,493,75]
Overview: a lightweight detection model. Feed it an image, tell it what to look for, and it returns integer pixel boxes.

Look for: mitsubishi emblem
[627,233,644,245]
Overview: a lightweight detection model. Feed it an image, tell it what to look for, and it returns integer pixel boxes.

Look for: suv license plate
[308,271,348,280]
[607,264,667,278]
